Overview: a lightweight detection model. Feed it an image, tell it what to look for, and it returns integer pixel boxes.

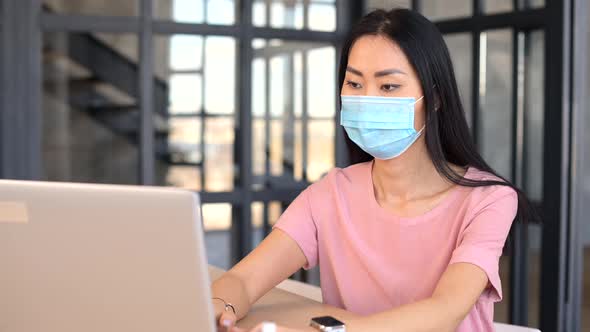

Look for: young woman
[211,8,535,332]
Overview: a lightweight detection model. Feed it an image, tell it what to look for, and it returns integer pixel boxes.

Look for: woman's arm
[234,262,488,332]
[342,188,517,332]
[212,229,308,327]
[345,262,489,332]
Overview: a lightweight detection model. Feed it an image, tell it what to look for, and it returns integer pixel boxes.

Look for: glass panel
[308,46,336,118]
[155,0,204,23]
[252,0,336,31]
[580,3,590,330]
[252,55,267,188]
[252,1,267,26]
[155,36,188,79]
[484,0,512,14]
[43,0,139,16]
[252,57,267,118]
[524,30,545,329]
[206,0,236,25]
[308,120,334,182]
[269,48,287,118]
[252,40,336,188]
[495,255,510,322]
[294,52,303,118]
[252,201,286,247]
[252,38,267,50]
[168,35,204,72]
[155,0,236,25]
[251,201,285,246]
[168,74,202,112]
[203,203,232,269]
[527,223,543,328]
[294,120,303,181]
[308,3,336,32]
[43,32,139,184]
[252,202,264,228]
[154,35,235,191]
[444,33,473,129]
[204,117,235,191]
[366,0,411,12]
[272,1,304,29]
[251,202,264,246]
[205,37,236,115]
[268,201,283,226]
[154,35,203,190]
[270,119,284,176]
[203,203,232,230]
[478,29,513,181]
[494,230,542,326]
[155,118,202,190]
[252,118,266,178]
[524,31,544,202]
[528,0,545,8]
[422,0,472,20]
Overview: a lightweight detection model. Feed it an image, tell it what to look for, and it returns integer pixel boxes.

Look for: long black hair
[338,8,538,223]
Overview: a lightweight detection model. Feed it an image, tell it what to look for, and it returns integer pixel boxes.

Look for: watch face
[311,316,345,327]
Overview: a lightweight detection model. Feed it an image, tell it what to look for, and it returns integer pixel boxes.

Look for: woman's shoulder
[462,167,518,210]
[464,167,504,182]
[315,161,371,185]
[306,161,372,196]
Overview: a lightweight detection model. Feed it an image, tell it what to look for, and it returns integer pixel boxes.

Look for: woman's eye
[346,81,362,89]
[381,84,400,92]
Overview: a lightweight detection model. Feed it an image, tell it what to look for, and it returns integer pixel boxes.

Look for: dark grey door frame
[539,0,573,331]
[407,0,575,330]
[567,0,588,331]
[0,0,42,180]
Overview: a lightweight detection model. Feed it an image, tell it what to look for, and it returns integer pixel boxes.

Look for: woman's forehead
[348,35,412,72]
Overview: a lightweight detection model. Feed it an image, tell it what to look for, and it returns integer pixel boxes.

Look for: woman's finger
[218,310,237,331]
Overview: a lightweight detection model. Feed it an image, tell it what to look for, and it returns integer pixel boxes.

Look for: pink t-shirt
[274,161,517,332]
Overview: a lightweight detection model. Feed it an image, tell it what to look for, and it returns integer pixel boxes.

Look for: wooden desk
[209,267,358,330]
[209,268,524,332]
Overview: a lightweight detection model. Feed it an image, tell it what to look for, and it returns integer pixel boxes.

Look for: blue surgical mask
[340,95,425,160]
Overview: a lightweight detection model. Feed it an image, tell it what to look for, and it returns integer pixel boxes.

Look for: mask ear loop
[413,84,438,107]
[412,94,434,133]
[412,95,425,105]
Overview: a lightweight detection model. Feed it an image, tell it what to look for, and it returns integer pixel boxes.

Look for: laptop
[0,180,216,332]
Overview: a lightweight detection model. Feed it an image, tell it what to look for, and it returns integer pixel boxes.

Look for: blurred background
[1,0,589,331]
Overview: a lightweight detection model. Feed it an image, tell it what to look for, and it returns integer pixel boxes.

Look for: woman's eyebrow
[374,68,407,77]
[346,66,407,78]
[346,66,363,77]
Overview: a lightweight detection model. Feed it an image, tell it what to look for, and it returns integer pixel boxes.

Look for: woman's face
[341,34,426,130]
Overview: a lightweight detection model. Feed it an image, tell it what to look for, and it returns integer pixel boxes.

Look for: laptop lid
[0,180,215,332]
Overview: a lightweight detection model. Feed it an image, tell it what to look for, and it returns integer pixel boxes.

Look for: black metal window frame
[402,0,573,331]
[35,0,359,264]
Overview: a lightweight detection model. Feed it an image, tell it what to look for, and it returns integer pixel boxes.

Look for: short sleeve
[449,186,518,302]
[273,187,318,270]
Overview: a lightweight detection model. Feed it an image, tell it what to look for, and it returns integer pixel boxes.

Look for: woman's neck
[371,141,456,202]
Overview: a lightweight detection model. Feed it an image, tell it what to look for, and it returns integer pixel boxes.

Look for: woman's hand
[211,230,308,331]
[229,322,307,332]
[213,298,238,331]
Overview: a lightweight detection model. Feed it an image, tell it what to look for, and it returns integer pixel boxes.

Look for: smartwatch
[309,316,346,332]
